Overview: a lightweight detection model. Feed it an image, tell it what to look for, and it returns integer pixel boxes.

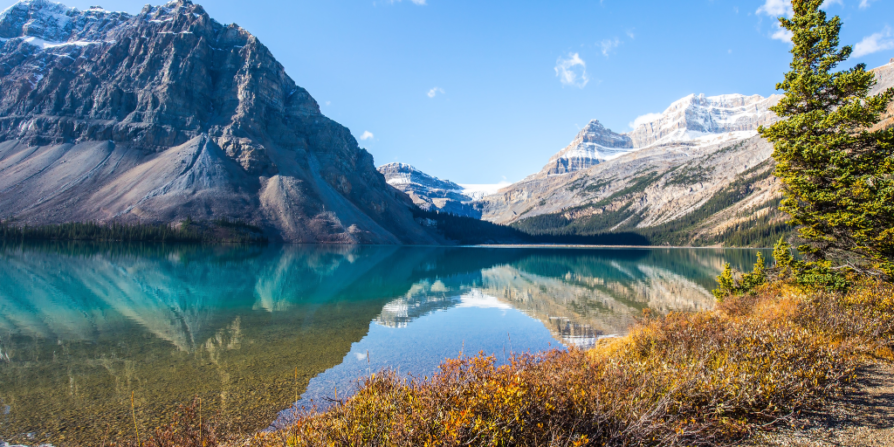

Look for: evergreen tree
[713,263,737,301]
[759,0,894,282]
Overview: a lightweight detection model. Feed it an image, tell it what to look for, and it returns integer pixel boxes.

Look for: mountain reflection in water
[0,243,767,446]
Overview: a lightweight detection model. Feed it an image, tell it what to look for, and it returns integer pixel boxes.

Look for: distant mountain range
[0,0,890,246]
[0,0,442,244]
[389,61,894,247]
[377,162,483,218]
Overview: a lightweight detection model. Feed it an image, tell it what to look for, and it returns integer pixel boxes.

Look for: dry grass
[115,280,894,447]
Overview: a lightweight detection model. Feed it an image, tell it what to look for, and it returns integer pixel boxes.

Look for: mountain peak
[0,1,442,244]
[537,91,781,177]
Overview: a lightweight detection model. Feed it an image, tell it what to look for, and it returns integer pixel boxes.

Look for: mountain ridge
[389,61,893,247]
[538,92,780,177]
[377,162,481,218]
[0,0,442,244]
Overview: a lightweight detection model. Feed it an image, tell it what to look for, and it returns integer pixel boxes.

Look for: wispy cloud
[859,0,878,9]
[756,0,793,17]
[427,87,445,98]
[359,131,375,141]
[554,53,589,88]
[626,29,636,39]
[599,38,621,56]
[756,0,793,43]
[770,25,794,43]
[824,0,844,7]
[628,112,662,130]
[853,27,894,57]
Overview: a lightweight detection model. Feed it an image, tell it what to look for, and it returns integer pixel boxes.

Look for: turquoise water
[0,243,768,445]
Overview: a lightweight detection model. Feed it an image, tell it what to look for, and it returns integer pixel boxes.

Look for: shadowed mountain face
[0,243,764,446]
[0,0,437,244]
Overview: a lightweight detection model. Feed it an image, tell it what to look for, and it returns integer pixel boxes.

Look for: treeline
[507,161,789,248]
[0,220,267,244]
[412,209,649,246]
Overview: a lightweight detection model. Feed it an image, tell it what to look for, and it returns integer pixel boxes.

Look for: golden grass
[114,280,894,447]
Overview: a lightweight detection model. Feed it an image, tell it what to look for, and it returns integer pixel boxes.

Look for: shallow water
[0,242,768,445]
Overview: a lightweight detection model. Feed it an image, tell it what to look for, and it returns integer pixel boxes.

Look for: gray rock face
[538,93,781,178]
[377,162,481,218]
[624,94,779,148]
[0,0,440,244]
[542,120,633,175]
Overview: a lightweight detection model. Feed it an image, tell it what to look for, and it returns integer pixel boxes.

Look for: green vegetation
[412,208,650,246]
[411,208,530,244]
[0,219,267,244]
[713,252,767,301]
[588,171,660,208]
[511,162,788,247]
[582,178,614,194]
[510,203,639,238]
[710,211,792,248]
[664,164,714,187]
[759,0,894,282]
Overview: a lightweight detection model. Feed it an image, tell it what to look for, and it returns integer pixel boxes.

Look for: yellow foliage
[112,280,894,447]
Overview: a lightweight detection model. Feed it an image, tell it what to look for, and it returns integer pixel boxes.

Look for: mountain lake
[0,243,770,446]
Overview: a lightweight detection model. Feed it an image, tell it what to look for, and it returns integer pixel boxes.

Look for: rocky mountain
[539,93,779,177]
[0,0,440,244]
[474,62,894,246]
[377,162,482,218]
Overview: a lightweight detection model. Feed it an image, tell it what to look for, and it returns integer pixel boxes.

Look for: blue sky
[5,0,894,184]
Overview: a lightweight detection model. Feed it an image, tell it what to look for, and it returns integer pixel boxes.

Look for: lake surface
[0,243,768,446]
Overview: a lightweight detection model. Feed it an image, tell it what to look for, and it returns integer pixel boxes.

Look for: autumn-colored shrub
[111,280,892,447]
[238,280,892,447]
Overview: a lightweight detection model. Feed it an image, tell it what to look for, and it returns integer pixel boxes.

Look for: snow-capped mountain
[477,62,893,246]
[378,163,482,218]
[540,93,780,176]
[0,0,130,45]
[0,0,443,244]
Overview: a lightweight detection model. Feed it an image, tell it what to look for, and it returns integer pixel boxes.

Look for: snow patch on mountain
[543,92,780,176]
[459,182,512,200]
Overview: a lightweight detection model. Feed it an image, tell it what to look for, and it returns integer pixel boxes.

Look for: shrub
[244,281,891,447]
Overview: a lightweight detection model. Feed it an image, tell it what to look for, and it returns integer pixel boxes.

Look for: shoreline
[470,244,771,250]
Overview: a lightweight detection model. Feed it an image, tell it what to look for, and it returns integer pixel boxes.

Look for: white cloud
[756,1,794,43]
[859,0,878,8]
[359,131,374,141]
[628,112,662,130]
[853,27,894,57]
[771,24,794,43]
[389,0,426,4]
[824,0,844,6]
[756,0,793,17]
[599,38,620,56]
[626,29,635,39]
[554,53,589,88]
[427,87,445,98]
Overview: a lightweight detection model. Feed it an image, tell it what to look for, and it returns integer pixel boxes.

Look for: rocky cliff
[539,93,780,178]
[0,0,439,244]
[377,162,481,218]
